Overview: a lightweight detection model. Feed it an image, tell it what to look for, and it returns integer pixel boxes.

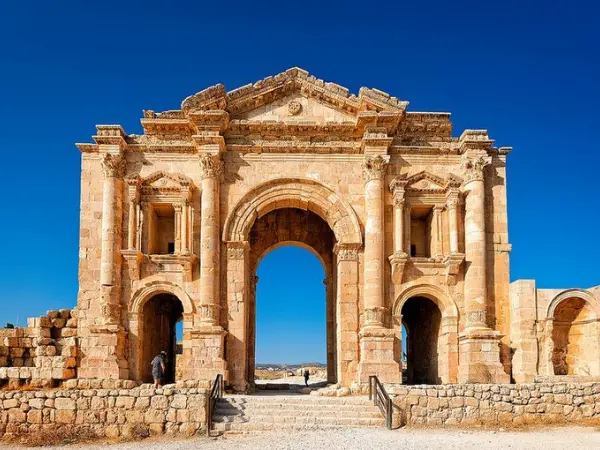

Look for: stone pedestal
[184,327,228,382]
[458,330,510,384]
[358,328,401,383]
[79,326,129,380]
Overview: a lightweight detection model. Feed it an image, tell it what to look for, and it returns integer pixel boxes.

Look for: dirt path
[10,426,600,450]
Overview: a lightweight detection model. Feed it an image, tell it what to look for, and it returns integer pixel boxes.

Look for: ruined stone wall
[510,281,600,382]
[387,382,600,426]
[0,310,77,389]
[0,381,208,439]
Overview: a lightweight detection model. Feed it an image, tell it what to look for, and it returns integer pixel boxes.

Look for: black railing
[369,375,393,430]
[207,373,224,436]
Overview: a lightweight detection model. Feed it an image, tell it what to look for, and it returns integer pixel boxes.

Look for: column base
[357,327,402,384]
[184,326,229,383]
[458,328,510,384]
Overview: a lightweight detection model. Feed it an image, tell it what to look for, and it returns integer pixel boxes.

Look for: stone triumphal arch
[38,67,596,392]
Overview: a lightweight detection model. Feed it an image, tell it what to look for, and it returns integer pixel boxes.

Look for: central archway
[223,178,363,391]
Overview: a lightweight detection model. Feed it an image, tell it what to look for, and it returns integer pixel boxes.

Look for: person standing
[303,368,310,386]
[152,351,167,388]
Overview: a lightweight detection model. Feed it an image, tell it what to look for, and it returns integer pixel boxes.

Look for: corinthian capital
[101,153,126,178]
[199,154,224,180]
[461,155,491,184]
[362,155,390,183]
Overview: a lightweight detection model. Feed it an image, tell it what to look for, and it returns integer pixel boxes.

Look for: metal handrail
[369,375,393,430]
[207,373,224,436]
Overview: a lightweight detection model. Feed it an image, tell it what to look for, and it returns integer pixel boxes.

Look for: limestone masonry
[1,67,598,392]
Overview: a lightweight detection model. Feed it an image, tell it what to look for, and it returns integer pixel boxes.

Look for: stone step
[215,403,381,413]
[222,395,373,404]
[213,410,383,421]
[213,417,384,432]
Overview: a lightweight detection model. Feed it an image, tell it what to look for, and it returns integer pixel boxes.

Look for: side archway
[393,284,459,384]
[223,178,363,245]
[129,281,195,383]
[546,289,600,376]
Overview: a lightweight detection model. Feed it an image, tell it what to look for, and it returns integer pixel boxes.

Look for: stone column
[181,199,189,255]
[358,155,401,384]
[462,156,490,330]
[458,155,509,383]
[100,153,125,287]
[362,155,388,327]
[173,203,182,254]
[388,177,409,284]
[186,153,228,383]
[199,154,223,326]
[447,196,459,253]
[433,205,443,260]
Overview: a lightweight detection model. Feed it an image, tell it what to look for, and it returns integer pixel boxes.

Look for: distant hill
[256,362,326,370]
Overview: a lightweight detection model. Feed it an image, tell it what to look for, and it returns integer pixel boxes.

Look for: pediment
[141,172,194,192]
[406,171,447,192]
[180,67,409,121]
[234,93,356,124]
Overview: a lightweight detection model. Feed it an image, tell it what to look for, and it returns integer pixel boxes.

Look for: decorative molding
[364,306,387,326]
[362,155,389,183]
[226,241,249,260]
[121,250,143,281]
[333,243,361,261]
[101,153,126,178]
[199,154,224,180]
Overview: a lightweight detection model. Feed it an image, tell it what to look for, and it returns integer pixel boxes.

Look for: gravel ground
[9,426,600,450]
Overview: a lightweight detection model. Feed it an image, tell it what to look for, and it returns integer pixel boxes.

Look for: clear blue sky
[1,1,598,363]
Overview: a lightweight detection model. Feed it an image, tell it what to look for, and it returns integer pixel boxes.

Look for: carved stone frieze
[227,241,249,260]
[334,243,361,261]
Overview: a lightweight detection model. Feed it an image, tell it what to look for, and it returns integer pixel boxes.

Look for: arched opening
[401,296,442,384]
[140,293,184,384]
[552,297,599,376]
[247,208,336,389]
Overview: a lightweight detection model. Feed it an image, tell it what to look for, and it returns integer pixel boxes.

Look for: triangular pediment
[234,92,356,123]
[142,172,193,191]
[406,171,447,191]
[180,67,409,120]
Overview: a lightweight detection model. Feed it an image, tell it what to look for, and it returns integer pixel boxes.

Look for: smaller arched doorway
[140,293,184,384]
[402,296,442,384]
[551,296,599,376]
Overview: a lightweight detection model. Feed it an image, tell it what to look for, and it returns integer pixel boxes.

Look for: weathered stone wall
[0,381,208,439]
[387,382,600,426]
[0,310,78,389]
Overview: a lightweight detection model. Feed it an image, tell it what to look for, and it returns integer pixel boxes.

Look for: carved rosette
[101,153,126,178]
[199,154,224,180]
[227,241,249,260]
[334,243,361,262]
[362,155,389,183]
[364,306,387,326]
[461,155,491,184]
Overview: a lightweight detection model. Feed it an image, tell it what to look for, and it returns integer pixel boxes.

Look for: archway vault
[223,177,363,246]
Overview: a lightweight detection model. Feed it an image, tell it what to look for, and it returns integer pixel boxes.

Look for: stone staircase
[211,394,385,434]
